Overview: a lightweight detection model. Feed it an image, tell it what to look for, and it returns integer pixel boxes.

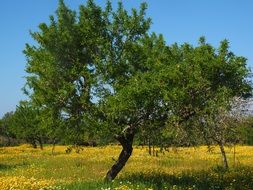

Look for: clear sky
[0,0,253,118]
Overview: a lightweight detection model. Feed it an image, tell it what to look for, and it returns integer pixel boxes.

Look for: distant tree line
[0,0,252,180]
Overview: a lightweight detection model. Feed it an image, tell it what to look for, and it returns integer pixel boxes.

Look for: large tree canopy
[23,0,251,181]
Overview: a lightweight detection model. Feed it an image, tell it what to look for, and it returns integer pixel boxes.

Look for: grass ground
[0,145,252,190]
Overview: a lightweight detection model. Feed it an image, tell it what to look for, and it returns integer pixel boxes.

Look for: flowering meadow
[0,145,252,189]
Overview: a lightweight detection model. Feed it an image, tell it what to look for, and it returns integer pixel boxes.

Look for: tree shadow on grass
[119,166,253,190]
[63,166,253,190]
[0,164,14,171]
[0,162,29,171]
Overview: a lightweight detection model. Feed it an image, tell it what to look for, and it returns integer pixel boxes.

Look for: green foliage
[23,0,153,144]
[162,39,250,148]
[101,35,251,147]
[24,0,99,144]
[237,116,253,145]
[9,101,47,148]
[0,112,17,146]
[0,112,14,137]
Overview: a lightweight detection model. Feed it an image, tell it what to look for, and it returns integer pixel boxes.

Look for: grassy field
[0,145,253,190]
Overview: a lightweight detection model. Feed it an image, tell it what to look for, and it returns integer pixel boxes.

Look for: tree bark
[37,137,43,150]
[233,144,236,167]
[7,135,11,146]
[105,126,135,181]
[148,138,151,155]
[52,139,56,155]
[218,142,228,169]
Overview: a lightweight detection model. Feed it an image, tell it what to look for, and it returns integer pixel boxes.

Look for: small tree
[162,39,251,169]
[237,115,253,145]
[9,101,46,149]
[0,112,16,146]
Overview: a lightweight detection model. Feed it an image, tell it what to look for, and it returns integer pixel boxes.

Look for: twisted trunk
[105,126,135,181]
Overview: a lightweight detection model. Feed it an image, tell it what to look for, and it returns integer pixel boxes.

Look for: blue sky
[0,0,253,118]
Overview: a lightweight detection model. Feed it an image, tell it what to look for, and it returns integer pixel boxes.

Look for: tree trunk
[37,137,43,150]
[32,143,37,149]
[29,138,37,149]
[105,126,135,181]
[52,139,56,155]
[148,138,151,155]
[219,142,228,169]
[7,135,11,146]
[233,144,236,167]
